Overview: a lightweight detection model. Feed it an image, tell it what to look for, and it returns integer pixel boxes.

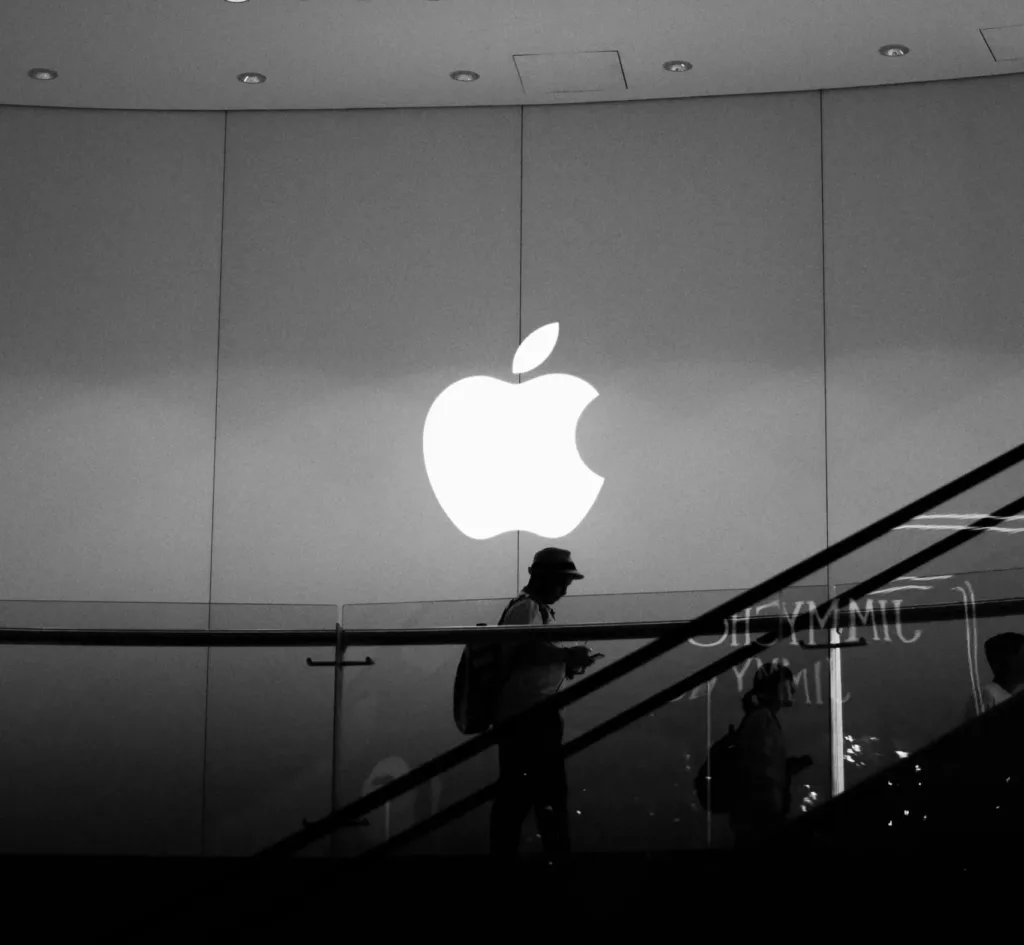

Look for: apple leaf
[512,322,559,375]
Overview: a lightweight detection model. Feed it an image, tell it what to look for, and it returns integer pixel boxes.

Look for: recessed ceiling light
[879,44,910,57]
[224,0,250,4]
[237,73,266,84]
[663,61,693,73]
[450,70,479,82]
[28,68,58,80]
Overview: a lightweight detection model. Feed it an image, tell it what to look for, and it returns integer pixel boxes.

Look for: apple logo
[423,322,603,540]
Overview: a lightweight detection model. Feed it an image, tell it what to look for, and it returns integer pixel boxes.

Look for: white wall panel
[0,108,223,602]
[520,95,827,594]
[213,108,522,608]
[823,75,1024,583]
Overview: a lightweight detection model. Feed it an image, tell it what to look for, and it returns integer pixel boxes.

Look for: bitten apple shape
[422,323,603,540]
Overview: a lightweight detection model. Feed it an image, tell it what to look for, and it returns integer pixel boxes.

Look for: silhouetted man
[729,662,812,849]
[489,547,598,862]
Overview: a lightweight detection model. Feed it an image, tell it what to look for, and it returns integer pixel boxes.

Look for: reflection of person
[967,632,1024,719]
[489,548,599,862]
[729,662,812,849]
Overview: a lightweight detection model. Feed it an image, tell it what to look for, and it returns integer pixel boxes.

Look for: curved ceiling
[2,0,1023,112]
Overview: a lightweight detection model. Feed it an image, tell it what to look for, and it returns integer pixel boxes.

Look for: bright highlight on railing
[898,513,1024,533]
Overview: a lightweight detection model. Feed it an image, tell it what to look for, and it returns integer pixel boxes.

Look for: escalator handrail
[2,597,1023,647]
[333,596,1020,645]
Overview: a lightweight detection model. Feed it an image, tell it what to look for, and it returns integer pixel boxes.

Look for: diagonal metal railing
[258,439,1024,858]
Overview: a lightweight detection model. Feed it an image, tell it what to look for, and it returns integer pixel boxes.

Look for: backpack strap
[496,594,523,626]
[496,592,552,680]
[497,591,551,626]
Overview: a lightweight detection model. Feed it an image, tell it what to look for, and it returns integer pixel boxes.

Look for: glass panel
[202,602,338,856]
[824,458,1024,833]
[554,585,832,853]
[204,646,335,856]
[0,600,335,857]
[333,598,508,857]
[837,566,1024,798]
[0,645,207,855]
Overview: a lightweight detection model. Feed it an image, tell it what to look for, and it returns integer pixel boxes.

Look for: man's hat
[528,547,584,581]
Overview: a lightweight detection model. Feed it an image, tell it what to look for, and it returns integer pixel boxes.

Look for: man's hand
[564,646,599,678]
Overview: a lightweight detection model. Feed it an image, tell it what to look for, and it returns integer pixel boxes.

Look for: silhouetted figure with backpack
[486,548,599,862]
[728,662,812,849]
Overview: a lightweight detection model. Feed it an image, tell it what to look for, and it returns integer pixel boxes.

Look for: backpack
[694,719,747,814]
[452,594,549,735]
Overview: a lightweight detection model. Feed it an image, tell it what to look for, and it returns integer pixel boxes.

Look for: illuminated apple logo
[423,322,603,540]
